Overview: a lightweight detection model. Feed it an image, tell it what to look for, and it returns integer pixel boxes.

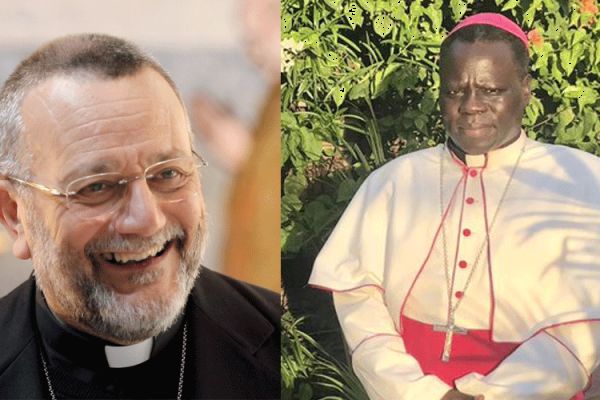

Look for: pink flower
[527,29,544,48]
[581,0,598,24]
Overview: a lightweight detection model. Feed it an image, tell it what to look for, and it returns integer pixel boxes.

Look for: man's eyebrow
[59,151,192,185]
[150,150,191,162]
[59,162,118,186]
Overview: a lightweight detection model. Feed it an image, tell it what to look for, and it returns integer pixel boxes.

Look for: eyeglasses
[7,151,206,219]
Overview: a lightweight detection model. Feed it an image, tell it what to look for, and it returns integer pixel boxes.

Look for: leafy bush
[281,309,369,400]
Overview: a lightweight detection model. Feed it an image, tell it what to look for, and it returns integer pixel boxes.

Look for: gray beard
[29,214,205,343]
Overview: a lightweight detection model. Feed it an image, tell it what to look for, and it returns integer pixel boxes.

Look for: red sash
[401,315,584,399]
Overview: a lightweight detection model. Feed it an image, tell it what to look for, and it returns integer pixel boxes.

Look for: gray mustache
[84,225,185,254]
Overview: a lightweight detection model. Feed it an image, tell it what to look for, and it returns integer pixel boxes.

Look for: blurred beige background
[0,0,273,296]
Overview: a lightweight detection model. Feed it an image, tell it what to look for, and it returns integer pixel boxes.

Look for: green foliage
[281,311,318,399]
[281,309,369,400]
[281,0,600,260]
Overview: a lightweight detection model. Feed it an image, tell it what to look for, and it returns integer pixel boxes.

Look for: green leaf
[542,0,559,11]
[390,0,408,24]
[349,78,370,100]
[525,96,544,126]
[572,29,587,46]
[558,123,585,144]
[357,0,375,13]
[374,62,401,97]
[577,87,598,110]
[393,66,419,96]
[282,194,303,214]
[304,196,334,227]
[282,15,292,33]
[551,57,563,81]
[324,0,342,10]
[558,107,575,129]
[325,51,342,66]
[563,85,584,99]
[583,109,599,135]
[419,90,436,114]
[560,50,576,76]
[284,173,308,196]
[533,42,553,72]
[376,0,392,12]
[282,138,290,164]
[344,2,365,28]
[287,129,303,161]
[570,44,585,69]
[336,179,359,202]
[450,0,468,21]
[425,6,442,32]
[300,129,323,159]
[523,5,536,27]
[415,117,426,132]
[501,0,519,11]
[409,1,424,19]
[332,85,347,107]
[373,14,393,38]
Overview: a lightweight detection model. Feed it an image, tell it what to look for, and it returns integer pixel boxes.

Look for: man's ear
[0,181,31,260]
[522,74,532,106]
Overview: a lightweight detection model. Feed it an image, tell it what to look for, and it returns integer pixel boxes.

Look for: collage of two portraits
[1,1,600,399]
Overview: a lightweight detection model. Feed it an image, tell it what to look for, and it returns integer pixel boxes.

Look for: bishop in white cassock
[309,13,600,400]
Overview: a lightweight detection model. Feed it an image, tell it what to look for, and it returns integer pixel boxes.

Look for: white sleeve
[333,286,452,400]
[455,321,600,399]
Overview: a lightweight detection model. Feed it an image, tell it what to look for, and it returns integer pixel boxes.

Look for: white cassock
[309,132,600,400]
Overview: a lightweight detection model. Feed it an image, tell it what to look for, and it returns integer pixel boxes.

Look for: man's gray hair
[0,33,185,179]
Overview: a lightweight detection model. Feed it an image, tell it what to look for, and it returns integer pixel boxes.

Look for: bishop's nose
[113,179,166,237]
[459,90,487,115]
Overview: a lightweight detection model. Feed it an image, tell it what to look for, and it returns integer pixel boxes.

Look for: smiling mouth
[98,239,175,266]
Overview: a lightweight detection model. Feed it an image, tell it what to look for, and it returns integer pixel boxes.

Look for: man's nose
[113,178,166,236]
[459,89,487,114]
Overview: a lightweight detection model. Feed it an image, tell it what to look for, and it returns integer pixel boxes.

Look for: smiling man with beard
[310,13,600,400]
[0,34,279,399]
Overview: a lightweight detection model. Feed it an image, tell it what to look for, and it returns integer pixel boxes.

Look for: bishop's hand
[441,389,484,400]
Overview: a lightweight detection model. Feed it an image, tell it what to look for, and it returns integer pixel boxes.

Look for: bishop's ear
[0,180,31,260]
[522,74,532,105]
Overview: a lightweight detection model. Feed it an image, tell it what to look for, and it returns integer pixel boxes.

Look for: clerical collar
[35,288,184,371]
[104,338,153,368]
[446,131,525,169]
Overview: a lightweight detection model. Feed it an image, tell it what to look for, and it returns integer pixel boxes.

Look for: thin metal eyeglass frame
[5,150,206,205]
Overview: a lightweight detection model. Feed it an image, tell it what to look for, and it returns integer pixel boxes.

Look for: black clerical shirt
[36,290,186,399]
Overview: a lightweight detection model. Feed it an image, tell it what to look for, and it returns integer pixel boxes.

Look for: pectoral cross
[433,318,468,362]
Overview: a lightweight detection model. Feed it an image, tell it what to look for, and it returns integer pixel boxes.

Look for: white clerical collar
[104,338,153,368]
[449,130,526,170]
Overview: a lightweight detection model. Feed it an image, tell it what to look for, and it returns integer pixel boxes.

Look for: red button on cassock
[455,291,464,299]
[459,260,468,269]
[466,197,474,204]
[469,169,478,177]
[463,228,471,237]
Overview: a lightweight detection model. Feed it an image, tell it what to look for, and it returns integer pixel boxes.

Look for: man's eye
[79,181,113,194]
[156,168,182,180]
[73,180,118,203]
[446,89,462,97]
[484,88,501,95]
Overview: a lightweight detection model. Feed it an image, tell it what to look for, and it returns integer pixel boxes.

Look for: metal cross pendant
[433,319,468,362]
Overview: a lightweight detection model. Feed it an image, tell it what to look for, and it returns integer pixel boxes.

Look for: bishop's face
[15,67,206,344]
[439,40,531,155]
